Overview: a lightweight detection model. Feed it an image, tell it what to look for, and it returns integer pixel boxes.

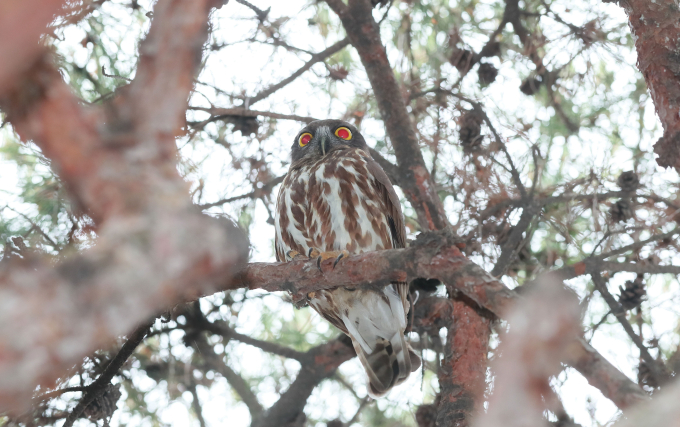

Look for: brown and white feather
[275,122,420,396]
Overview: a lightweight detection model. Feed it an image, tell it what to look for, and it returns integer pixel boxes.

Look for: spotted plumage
[275,119,420,397]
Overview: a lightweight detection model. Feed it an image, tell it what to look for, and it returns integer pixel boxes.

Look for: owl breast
[275,147,394,260]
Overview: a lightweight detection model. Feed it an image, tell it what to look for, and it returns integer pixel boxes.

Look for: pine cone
[328,65,349,81]
[415,404,437,427]
[326,420,344,427]
[83,384,122,421]
[619,277,646,310]
[520,76,543,95]
[638,359,658,388]
[610,199,632,222]
[449,47,474,72]
[230,116,260,136]
[477,63,498,86]
[458,110,483,152]
[617,170,640,192]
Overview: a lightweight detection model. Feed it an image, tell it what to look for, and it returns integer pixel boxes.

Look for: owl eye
[335,127,352,140]
[299,133,312,147]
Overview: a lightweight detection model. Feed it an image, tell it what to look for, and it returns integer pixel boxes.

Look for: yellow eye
[335,127,352,140]
[299,133,312,147]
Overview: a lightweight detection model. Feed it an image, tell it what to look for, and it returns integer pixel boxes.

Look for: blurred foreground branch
[0,0,248,413]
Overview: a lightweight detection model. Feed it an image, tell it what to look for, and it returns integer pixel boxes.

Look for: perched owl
[275,119,421,396]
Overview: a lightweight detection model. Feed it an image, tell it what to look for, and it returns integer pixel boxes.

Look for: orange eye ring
[335,127,352,140]
[299,133,312,147]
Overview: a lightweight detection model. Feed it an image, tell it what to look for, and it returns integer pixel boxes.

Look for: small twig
[234,0,270,21]
[197,175,286,210]
[345,396,371,426]
[101,65,131,82]
[591,271,668,387]
[34,386,88,402]
[63,321,153,427]
[4,205,61,250]
[248,38,350,105]
[188,382,207,427]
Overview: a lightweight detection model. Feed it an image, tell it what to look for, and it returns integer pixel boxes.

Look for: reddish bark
[325,0,448,231]
[0,0,65,93]
[437,301,491,426]
[230,231,647,410]
[617,0,680,170]
[0,0,248,413]
[322,3,488,423]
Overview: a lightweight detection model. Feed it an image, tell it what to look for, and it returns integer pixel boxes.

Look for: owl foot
[285,250,309,261]
[315,250,350,272]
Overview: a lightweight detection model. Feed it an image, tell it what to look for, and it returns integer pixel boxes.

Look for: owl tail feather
[336,285,422,397]
[353,331,422,397]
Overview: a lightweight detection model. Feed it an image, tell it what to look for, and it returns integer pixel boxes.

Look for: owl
[275,119,421,397]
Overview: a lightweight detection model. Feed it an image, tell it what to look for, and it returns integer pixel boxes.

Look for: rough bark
[227,230,647,410]
[0,0,65,93]
[322,3,490,424]
[437,301,491,427]
[616,0,680,170]
[325,0,448,232]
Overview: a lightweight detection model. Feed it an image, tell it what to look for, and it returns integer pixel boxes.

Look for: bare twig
[248,38,350,105]
[63,321,152,427]
[591,271,669,386]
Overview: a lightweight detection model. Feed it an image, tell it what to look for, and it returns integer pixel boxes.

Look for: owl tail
[336,285,422,397]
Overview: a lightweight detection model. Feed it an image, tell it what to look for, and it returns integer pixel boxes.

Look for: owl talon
[308,248,321,258]
[315,250,350,272]
[332,250,350,269]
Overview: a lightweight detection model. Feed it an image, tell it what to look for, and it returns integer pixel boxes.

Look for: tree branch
[0,0,249,412]
[612,0,680,171]
[198,175,286,210]
[188,106,317,125]
[250,337,355,427]
[63,321,152,427]
[591,271,669,387]
[225,230,647,410]
[248,38,350,105]
[0,0,64,93]
[326,0,448,231]
[200,320,306,361]
[193,334,264,419]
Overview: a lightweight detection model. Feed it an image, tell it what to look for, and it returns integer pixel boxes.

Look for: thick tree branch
[0,0,64,93]
[250,338,355,427]
[63,321,152,427]
[225,231,647,410]
[475,278,582,427]
[437,301,491,426]
[612,0,680,171]
[326,0,448,231]
[0,0,249,412]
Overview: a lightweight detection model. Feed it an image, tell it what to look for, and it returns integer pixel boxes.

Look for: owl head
[290,119,368,165]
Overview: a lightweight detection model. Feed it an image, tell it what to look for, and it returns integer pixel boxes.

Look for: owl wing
[364,153,406,250]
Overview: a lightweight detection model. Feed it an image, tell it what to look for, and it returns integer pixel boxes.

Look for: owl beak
[319,136,327,156]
